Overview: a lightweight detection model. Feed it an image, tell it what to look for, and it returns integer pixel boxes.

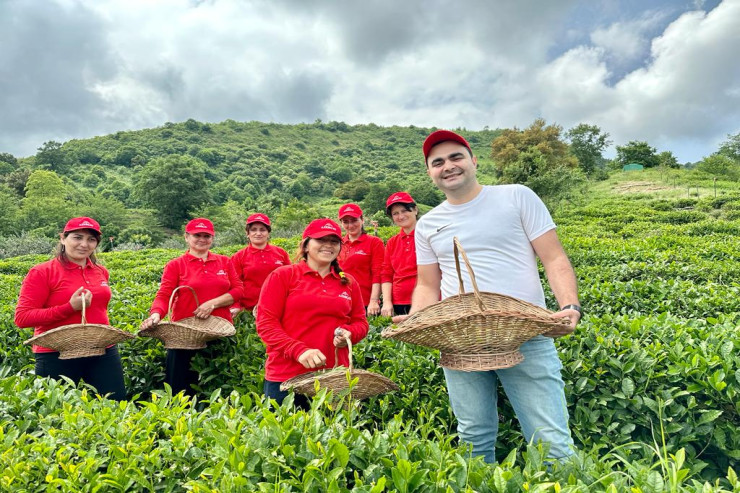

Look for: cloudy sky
[1,0,738,162]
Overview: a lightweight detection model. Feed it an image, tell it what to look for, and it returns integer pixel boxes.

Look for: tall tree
[565,123,611,174]
[133,155,209,228]
[718,132,740,162]
[615,141,660,168]
[35,141,69,172]
[657,151,679,169]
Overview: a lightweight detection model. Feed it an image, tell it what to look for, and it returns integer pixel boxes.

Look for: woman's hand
[229,307,242,317]
[140,313,161,330]
[367,299,381,316]
[333,328,351,348]
[380,304,394,317]
[69,287,92,311]
[194,302,216,319]
[297,349,327,369]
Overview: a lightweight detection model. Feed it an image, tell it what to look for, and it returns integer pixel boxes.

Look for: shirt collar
[399,229,415,239]
[297,259,341,279]
[61,257,95,270]
[185,251,213,262]
[343,232,367,245]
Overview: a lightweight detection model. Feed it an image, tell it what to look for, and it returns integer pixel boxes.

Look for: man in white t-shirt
[397,129,581,463]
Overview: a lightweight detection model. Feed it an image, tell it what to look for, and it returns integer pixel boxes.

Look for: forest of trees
[0,118,737,257]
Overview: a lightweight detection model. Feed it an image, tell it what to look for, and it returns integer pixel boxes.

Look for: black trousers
[165,349,199,396]
[264,379,309,409]
[394,304,411,315]
[35,346,126,401]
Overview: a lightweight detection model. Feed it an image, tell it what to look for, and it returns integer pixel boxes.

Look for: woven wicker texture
[24,293,134,360]
[280,334,398,401]
[381,237,571,371]
[137,286,235,349]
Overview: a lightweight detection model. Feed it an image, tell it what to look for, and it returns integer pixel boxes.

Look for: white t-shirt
[415,184,555,307]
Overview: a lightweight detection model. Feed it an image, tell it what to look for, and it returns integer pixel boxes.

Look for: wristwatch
[560,304,582,316]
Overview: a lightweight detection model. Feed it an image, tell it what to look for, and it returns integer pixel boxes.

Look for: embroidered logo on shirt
[354,250,368,255]
[100,281,108,286]
[436,224,452,233]
[275,260,284,265]
[339,292,351,300]
[216,269,227,276]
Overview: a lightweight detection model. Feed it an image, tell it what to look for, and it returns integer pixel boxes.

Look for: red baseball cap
[185,218,215,235]
[246,213,271,228]
[386,192,415,209]
[422,130,472,160]
[302,218,342,239]
[63,217,101,234]
[338,203,363,219]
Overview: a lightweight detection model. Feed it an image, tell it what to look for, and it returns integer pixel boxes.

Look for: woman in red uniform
[256,218,368,407]
[380,192,419,317]
[337,203,385,316]
[15,217,126,400]
[140,218,242,395]
[230,213,290,315]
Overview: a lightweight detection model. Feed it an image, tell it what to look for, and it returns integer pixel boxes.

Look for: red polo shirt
[15,258,112,353]
[231,244,291,310]
[337,233,385,305]
[150,251,243,322]
[256,261,369,382]
[381,229,417,305]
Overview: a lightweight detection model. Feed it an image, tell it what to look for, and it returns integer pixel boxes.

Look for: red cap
[338,203,363,219]
[422,130,472,160]
[63,217,101,234]
[302,218,342,239]
[246,213,271,228]
[385,192,415,209]
[185,218,215,235]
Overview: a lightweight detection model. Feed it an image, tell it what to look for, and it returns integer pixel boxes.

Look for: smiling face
[304,236,341,269]
[247,223,269,248]
[60,229,99,265]
[426,141,478,196]
[185,232,214,255]
[390,203,418,230]
[340,215,363,238]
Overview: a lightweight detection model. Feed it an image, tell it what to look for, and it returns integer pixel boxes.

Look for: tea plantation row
[1,189,739,491]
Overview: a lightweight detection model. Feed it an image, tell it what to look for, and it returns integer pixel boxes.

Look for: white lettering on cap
[196,223,207,228]
[80,221,94,227]
[391,195,402,202]
[321,223,337,230]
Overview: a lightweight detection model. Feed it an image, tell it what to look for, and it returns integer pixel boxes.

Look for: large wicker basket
[381,237,571,371]
[24,294,134,360]
[280,334,398,401]
[137,286,235,350]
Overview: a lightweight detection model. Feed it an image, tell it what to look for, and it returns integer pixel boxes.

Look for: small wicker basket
[280,334,398,401]
[24,294,134,360]
[381,237,571,371]
[137,286,235,350]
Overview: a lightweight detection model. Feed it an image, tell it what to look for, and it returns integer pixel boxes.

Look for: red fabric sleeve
[226,258,243,301]
[381,236,395,284]
[150,258,180,317]
[339,276,370,345]
[279,247,291,265]
[370,236,385,284]
[255,268,309,361]
[14,266,76,328]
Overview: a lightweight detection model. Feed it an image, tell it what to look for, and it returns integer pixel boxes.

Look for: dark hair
[294,237,349,285]
[55,229,102,265]
[386,202,417,217]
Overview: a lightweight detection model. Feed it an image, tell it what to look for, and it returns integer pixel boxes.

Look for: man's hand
[297,349,327,369]
[546,308,580,338]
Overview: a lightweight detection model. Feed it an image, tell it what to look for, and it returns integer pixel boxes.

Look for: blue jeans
[443,336,574,463]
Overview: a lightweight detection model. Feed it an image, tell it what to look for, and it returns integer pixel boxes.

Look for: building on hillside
[623,163,644,171]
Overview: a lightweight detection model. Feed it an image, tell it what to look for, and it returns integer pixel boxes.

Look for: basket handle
[166,285,200,321]
[333,333,353,370]
[80,291,87,325]
[453,237,486,312]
